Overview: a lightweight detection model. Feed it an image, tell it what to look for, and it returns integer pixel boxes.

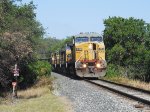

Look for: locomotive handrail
[76,51,84,63]
[76,50,103,62]
[75,51,84,68]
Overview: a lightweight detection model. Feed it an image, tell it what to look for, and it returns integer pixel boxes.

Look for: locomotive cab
[74,32,107,77]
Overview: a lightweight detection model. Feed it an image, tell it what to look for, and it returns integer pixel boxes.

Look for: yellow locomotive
[50,32,107,77]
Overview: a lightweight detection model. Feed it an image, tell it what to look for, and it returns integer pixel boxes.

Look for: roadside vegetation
[103,17,150,87]
[0,1,72,111]
[0,0,46,92]
[0,77,71,112]
[102,76,150,91]
[0,0,56,94]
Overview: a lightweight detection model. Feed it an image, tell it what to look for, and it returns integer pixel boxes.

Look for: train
[50,32,107,78]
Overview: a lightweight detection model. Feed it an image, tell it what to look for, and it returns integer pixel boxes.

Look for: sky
[21,0,150,39]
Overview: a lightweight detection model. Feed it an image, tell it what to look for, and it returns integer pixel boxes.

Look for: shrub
[28,61,51,78]
[106,64,120,78]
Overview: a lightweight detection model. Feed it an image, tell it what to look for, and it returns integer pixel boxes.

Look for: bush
[104,17,150,82]
[28,61,51,78]
[107,44,125,65]
[106,64,120,78]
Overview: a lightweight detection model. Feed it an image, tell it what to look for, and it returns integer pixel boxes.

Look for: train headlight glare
[82,64,87,68]
[96,63,101,68]
[89,44,92,50]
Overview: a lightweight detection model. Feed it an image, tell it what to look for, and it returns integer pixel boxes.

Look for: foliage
[107,44,125,65]
[37,36,73,59]
[0,0,45,90]
[37,37,62,59]
[28,61,51,77]
[0,0,72,91]
[106,64,120,78]
[50,36,73,52]
[104,16,150,81]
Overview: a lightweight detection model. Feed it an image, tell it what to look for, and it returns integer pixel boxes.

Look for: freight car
[50,32,107,77]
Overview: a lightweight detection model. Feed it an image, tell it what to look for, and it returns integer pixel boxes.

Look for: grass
[18,86,49,99]
[103,76,150,91]
[0,76,72,112]
[0,93,69,112]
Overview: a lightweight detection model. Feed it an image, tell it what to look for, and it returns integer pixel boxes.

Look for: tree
[0,0,45,90]
[103,16,150,81]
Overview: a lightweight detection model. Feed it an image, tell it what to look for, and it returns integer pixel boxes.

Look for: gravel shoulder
[52,72,148,112]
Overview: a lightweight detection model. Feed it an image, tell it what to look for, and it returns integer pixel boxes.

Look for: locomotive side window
[75,37,89,43]
[90,37,102,42]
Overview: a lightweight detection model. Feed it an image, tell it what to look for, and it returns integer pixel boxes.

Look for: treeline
[104,17,150,82]
[0,0,50,92]
[38,36,73,57]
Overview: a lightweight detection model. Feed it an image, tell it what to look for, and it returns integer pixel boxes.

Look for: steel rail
[84,79,150,106]
[98,78,150,95]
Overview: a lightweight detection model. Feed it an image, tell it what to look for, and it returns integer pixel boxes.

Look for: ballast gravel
[52,72,144,112]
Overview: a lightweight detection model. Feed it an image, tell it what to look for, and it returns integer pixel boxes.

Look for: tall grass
[18,76,55,99]
[104,76,150,91]
[105,64,150,91]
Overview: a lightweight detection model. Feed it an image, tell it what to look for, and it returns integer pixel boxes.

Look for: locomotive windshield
[90,37,102,42]
[75,37,89,43]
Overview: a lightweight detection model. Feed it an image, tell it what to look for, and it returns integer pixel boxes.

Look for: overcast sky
[22,0,150,39]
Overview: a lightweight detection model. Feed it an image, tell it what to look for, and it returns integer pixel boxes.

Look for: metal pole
[14,64,18,98]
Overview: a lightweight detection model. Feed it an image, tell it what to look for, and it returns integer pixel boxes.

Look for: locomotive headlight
[82,63,87,68]
[89,44,92,50]
[96,63,101,68]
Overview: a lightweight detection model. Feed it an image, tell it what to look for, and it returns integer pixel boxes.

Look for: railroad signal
[13,69,19,76]
[13,64,19,76]
[12,82,17,87]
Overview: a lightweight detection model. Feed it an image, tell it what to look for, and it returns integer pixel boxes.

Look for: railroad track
[83,78,150,106]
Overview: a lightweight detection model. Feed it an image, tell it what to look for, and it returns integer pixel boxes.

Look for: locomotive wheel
[69,66,75,75]
[62,66,67,75]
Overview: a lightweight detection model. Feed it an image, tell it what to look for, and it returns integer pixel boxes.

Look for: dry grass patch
[18,86,49,99]
[18,76,54,99]
[0,76,72,112]
[33,76,55,88]
[103,76,150,91]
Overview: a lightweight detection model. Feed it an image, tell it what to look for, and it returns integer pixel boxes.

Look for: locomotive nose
[89,67,94,73]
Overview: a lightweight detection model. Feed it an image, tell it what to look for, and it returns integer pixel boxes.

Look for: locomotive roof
[74,32,102,38]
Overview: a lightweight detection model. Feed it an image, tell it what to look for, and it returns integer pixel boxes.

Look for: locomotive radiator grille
[88,62,95,66]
